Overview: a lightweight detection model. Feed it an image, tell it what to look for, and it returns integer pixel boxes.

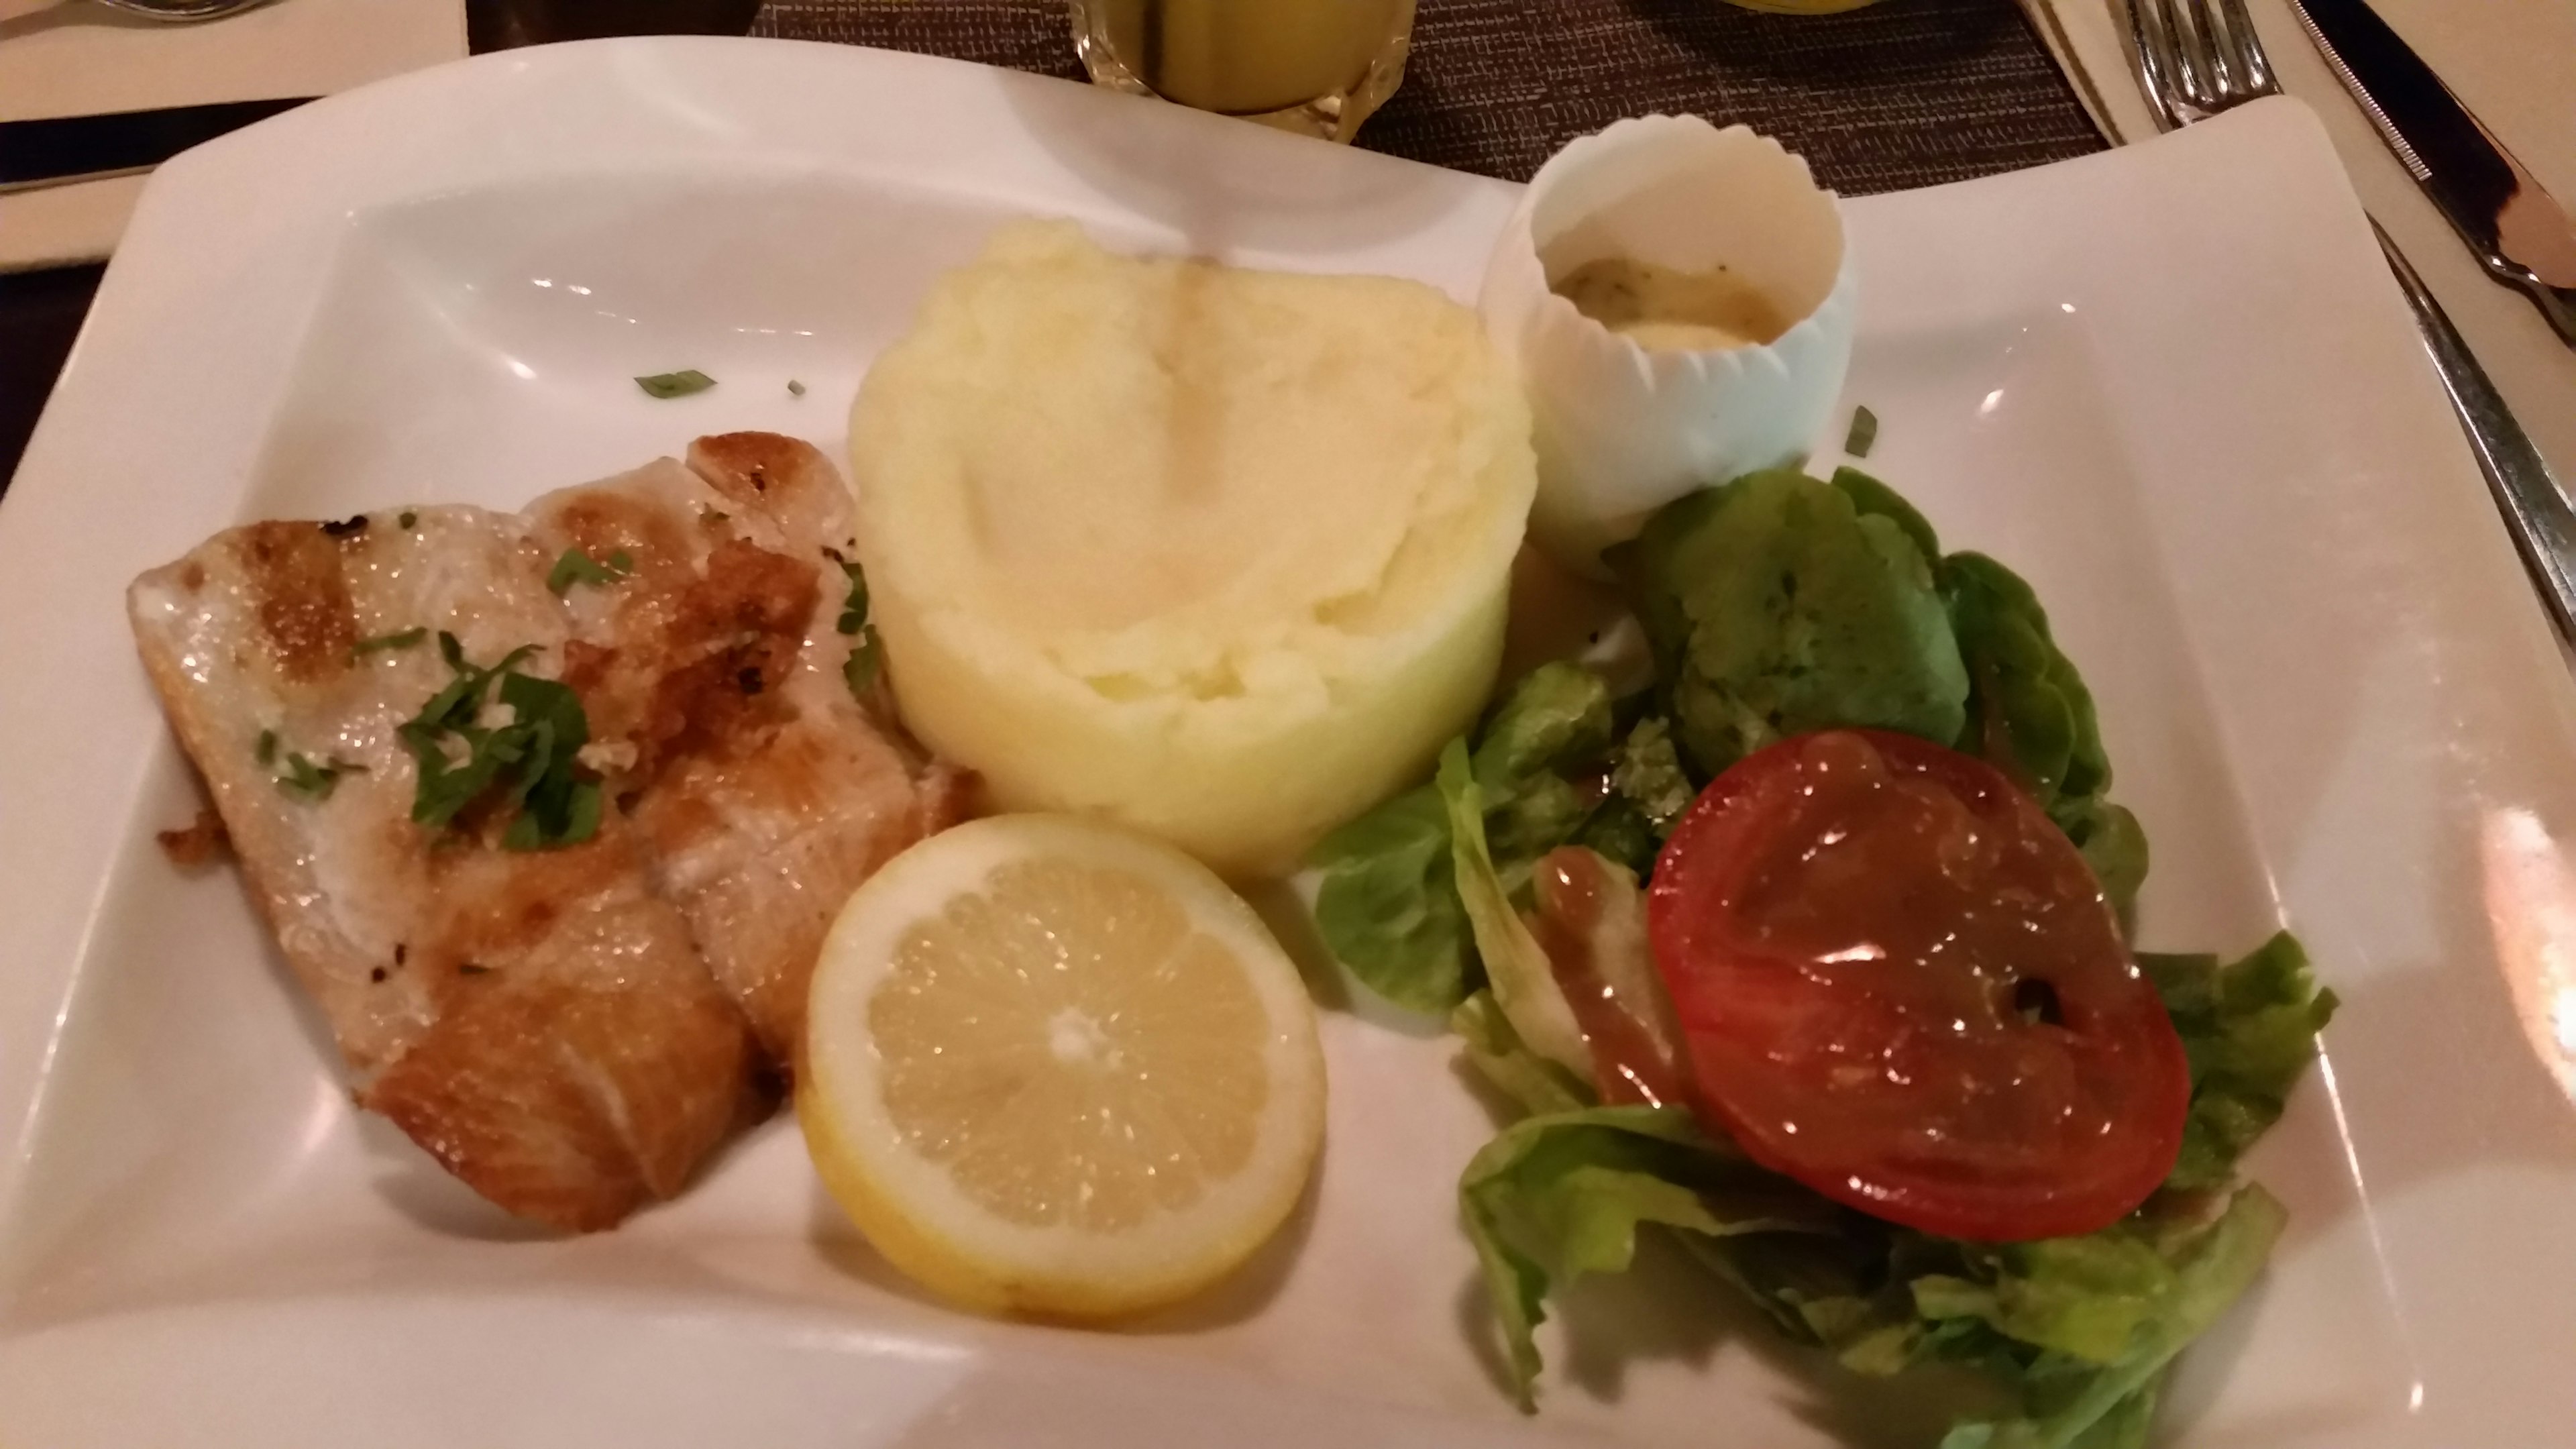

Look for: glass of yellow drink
[1071,0,1415,143]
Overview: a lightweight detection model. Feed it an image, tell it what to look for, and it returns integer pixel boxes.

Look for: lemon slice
[800,814,1326,1318]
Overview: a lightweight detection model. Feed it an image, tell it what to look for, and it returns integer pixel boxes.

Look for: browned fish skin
[126,433,953,1230]
[364,838,752,1231]
[529,433,964,1061]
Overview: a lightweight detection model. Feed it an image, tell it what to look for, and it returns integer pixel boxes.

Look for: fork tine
[2129,0,2184,130]
[2190,0,2248,101]
[2169,0,2220,111]
[2136,0,2282,125]
[2211,0,2277,97]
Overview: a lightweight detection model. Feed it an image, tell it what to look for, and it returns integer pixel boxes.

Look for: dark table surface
[0,0,2090,495]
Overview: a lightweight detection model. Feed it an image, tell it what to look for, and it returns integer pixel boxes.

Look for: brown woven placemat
[751,0,2102,193]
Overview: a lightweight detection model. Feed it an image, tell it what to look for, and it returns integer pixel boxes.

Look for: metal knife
[0,97,310,196]
[2288,0,2576,348]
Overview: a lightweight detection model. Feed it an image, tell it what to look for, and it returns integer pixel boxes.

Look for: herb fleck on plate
[635,370,716,400]
[1845,405,1880,459]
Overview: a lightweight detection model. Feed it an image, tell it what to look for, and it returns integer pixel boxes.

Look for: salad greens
[1613,466,1969,780]
[1826,466,2149,919]
[2141,936,2342,1193]
[1307,661,1622,1014]
[1317,466,2156,1016]
[1456,932,2325,1449]
[1305,786,1468,1013]
[1439,740,1589,1075]
[1301,466,2338,1446]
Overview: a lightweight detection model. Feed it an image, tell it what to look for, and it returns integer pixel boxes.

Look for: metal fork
[2131,0,2273,129]
[2127,0,2576,645]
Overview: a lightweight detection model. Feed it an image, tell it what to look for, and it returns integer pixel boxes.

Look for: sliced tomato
[1646,729,2187,1242]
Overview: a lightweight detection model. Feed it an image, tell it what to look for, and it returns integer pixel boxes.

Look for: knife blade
[0,97,311,196]
[2289,0,2576,347]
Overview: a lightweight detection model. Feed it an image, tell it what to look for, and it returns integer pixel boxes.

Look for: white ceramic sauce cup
[1481,115,1858,576]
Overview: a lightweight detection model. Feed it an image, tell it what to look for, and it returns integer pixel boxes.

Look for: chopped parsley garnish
[787,379,807,397]
[275,751,364,801]
[352,627,428,659]
[396,633,602,851]
[828,552,884,700]
[845,630,884,696]
[257,726,359,800]
[398,511,419,530]
[634,370,716,399]
[831,554,869,636]
[546,547,634,594]
[1845,404,1880,459]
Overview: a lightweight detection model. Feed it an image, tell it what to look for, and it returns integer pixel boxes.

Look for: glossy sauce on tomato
[1647,730,2188,1241]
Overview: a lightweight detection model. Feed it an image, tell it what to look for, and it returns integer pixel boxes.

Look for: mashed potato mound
[850,221,1536,876]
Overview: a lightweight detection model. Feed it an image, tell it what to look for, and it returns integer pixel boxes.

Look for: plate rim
[3,36,2573,1448]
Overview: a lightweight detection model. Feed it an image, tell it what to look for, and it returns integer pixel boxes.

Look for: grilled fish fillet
[127,433,956,1230]
[531,433,966,1059]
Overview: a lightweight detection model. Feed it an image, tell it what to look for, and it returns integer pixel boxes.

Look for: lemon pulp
[873,857,1269,1230]
[802,816,1324,1318]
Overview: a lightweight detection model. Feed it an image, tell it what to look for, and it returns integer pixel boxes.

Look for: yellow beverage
[1073,0,1415,141]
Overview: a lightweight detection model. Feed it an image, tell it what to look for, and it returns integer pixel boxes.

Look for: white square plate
[5,37,2575,1449]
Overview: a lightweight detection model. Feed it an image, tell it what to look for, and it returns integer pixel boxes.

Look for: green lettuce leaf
[1673,1213,1925,1372]
[1472,661,1617,788]
[1454,990,1593,1118]
[1933,543,2145,920]
[2141,932,2340,1191]
[1830,466,2148,920]
[1306,663,1621,1014]
[1564,716,1691,879]
[1941,551,2104,806]
[1831,463,1943,561]
[1460,1106,1843,1407]
[2060,799,2150,930]
[1610,715,1693,832]
[1911,1231,2185,1366]
[1440,739,1589,1076]
[1569,795,1660,879]
[1934,1185,2288,1449]
[1304,785,1465,1014]
[1476,663,1618,867]
[1611,468,1970,779]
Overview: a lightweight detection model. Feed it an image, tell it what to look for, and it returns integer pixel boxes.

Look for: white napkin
[0,0,468,269]
[2020,0,2576,494]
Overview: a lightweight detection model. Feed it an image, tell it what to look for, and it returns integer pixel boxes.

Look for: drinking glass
[1070,0,1415,144]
